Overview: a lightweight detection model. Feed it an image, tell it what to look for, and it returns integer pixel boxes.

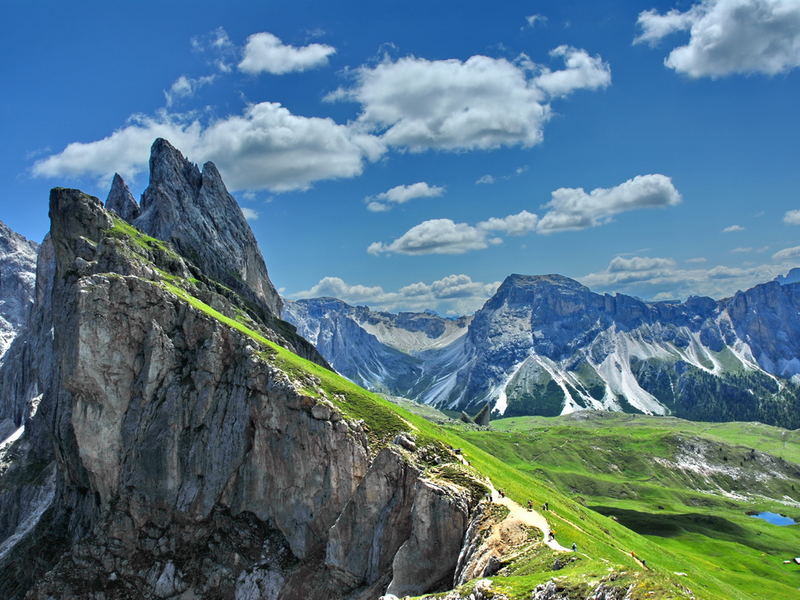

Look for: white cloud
[784,209,800,224]
[582,253,795,299]
[241,207,259,221]
[635,0,800,77]
[476,174,495,185]
[370,174,681,256]
[32,102,385,192]
[722,224,745,232]
[731,246,753,253]
[525,14,548,27]
[328,48,610,152]
[164,74,216,106]
[608,256,676,272]
[367,219,492,255]
[536,174,682,233]
[773,245,800,261]
[239,32,335,75]
[293,273,500,314]
[478,210,539,236]
[532,46,612,98]
[686,257,707,263]
[366,181,444,212]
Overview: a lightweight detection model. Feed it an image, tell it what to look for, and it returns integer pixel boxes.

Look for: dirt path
[488,487,572,553]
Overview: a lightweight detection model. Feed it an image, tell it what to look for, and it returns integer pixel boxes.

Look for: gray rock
[105,173,140,223]
[135,138,282,317]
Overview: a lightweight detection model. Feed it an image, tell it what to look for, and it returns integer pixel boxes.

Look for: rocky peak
[105,173,140,223]
[134,138,282,317]
[0,220,39,358]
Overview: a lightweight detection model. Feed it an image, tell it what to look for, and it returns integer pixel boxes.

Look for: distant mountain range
[285,271,800,427]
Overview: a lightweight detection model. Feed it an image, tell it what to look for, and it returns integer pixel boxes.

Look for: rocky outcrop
[0,220,38,360]
[0,187,481,599]
[105,173,140,223]
[135,138,282,318]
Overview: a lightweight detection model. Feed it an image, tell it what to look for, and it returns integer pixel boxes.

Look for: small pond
[750,512,796,526]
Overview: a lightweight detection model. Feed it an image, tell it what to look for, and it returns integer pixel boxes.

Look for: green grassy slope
[107,217,798,599]
[455,413,800,600]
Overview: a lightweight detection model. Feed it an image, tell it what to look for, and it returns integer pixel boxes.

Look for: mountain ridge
[284,271,800,427]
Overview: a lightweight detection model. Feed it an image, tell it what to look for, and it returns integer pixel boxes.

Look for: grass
[461,413,800,600]
[104,218,799,600]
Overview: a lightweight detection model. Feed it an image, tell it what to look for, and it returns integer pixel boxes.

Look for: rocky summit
[132,138,283,319]
[286,272,800,428]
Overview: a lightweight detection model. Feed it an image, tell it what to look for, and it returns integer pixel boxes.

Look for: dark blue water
[751,512,796,526]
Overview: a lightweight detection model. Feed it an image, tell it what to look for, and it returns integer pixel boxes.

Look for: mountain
[283,298,469,397]
[284,273,800,427]
[0,220,38,358]
[0,143,488,599]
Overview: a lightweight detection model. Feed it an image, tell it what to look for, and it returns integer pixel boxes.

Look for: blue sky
[2,0,800,314]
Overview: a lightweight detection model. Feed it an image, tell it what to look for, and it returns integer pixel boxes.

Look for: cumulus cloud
[773,245,800,261]
[475,174,495,185]
[635,0,800,77]
[608,256,676,272]
[370,175,681,255]
[327,48,610,152]
[367,219,493,255]
[32,102,385,192]
[238,32,336,75]
[784,209,800,224]
[164,74,216,106]
[581,253,796,299]
[292,273,500,314]
[366,181,444,212]
[241,207,259,221]
[536,174,682,233]
[478,210,539,236]
[531,46,612,97]
[722,224,744,232]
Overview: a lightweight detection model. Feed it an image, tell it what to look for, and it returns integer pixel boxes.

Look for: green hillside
[115,216,799,599]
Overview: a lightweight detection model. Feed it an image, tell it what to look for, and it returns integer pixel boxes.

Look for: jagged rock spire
[105,173,140,223]
[134,138,282,317]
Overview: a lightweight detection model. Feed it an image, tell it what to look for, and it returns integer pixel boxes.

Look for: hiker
[548,530,555,542]
[499,489,505,498]
[641,559,647,569]
[543,501,549,511]
[572,543,577,552]
[527,499,533,511]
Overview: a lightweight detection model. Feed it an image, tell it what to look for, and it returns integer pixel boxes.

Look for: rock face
[0,180,481,598]
[104,173,140,222]
[134,138,282,318]
[287,273,800,428]
[0,220,38,359]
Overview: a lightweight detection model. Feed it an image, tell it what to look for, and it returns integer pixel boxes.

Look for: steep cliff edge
[0,189,484,599]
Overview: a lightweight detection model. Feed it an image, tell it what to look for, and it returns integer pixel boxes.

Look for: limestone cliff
[0,187,483,599]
